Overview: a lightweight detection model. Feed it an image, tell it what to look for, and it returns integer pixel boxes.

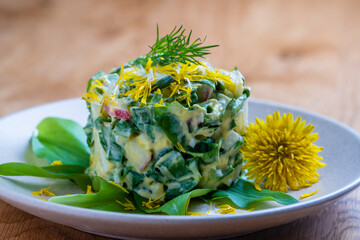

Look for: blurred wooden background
[0,0,359,239]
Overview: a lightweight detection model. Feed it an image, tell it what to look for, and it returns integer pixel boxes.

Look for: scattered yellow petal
[109,181,129,194]
[186,211,204,216]
[116,64,125,87]
[145,58,153,73]
[116,198,136,211]
[32,186,56,197]
[154,103,165,107]
[142,193,165,209]
[254,183,262,191]
[39,198,48,201]
[177,142,186,153]
[86,185,93,194]
[299,189,319,199]
[243,208,255,213]
[82,91,100,103]
[206,202,212,215]
[89,79,105,91]
[83,59,239,108]
[217,204,237,214]
[204,67,234,89]
[169,83,180,98]
[50,160,63,166]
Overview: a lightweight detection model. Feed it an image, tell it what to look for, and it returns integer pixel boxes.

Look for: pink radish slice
[114,109,131,120]
[105,105,131,120]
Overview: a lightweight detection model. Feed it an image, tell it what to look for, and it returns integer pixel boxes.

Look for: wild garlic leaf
[32,117,90,166]
[209,178,299,208]
[49,176,143,213]
[0,163,91,191]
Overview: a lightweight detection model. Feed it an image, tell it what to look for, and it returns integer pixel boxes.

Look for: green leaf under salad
[0,163,91,191]
[49,176,143,213]
[134,189,213,215]
[31,117,90,166]
[208,178,299,208]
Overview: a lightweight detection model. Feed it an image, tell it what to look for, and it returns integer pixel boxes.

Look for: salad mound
[83,26,250,200]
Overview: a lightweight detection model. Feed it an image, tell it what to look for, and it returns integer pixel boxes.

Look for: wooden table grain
[0,0,359,239]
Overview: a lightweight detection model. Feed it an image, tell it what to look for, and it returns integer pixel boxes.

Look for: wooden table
[0,0,359,239]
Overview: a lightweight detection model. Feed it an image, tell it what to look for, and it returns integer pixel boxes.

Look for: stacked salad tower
[83,26,250,200]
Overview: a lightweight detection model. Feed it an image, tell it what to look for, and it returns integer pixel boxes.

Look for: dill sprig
[145,25,219,65]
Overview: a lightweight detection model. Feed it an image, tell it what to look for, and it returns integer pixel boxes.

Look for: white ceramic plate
[0,98,359,239]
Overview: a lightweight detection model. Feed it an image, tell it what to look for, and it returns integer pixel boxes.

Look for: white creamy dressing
[90,129,115,177]
[230,69,245,98]
[123,131,171,173]
[135,176,165,199]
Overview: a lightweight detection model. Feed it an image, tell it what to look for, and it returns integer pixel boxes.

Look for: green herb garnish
[145,25,219,65]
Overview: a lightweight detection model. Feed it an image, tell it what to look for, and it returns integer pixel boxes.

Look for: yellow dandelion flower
[241,111,326,192]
